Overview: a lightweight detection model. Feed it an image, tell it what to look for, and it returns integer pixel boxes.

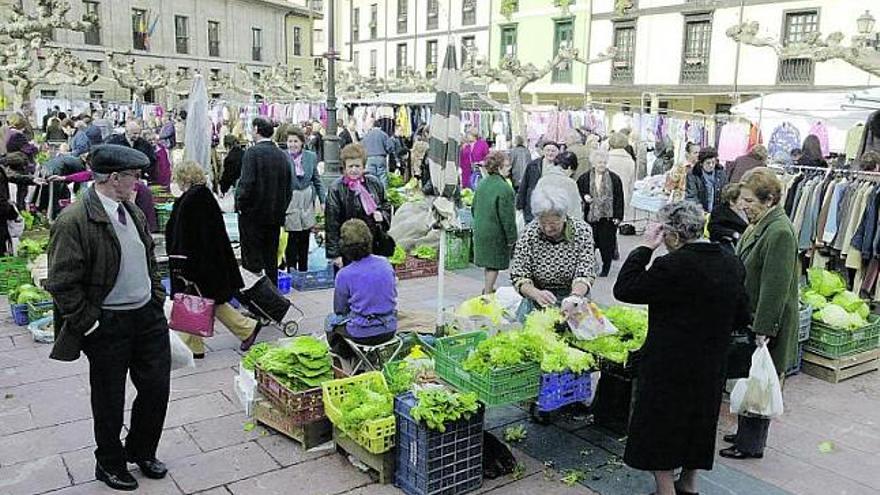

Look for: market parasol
[426,45,462,329]
[184,74,211,178]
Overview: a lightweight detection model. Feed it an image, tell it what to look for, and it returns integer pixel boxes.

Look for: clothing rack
[782,164,880,178]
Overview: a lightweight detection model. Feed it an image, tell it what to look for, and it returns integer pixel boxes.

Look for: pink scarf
[290,151,304,177]
[343,175,378,215]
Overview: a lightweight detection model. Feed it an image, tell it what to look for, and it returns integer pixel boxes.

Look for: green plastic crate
[322,372,396,454]
[444,229,472,270]
[806,316,880,358]
[434,331,541,407]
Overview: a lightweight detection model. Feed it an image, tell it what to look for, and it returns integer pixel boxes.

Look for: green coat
[736,205,800,373]
[472,174,517,270]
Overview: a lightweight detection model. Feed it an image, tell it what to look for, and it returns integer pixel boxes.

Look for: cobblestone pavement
[1,235,878,495]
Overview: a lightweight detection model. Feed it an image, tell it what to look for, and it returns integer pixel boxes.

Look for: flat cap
[89,144,149,174]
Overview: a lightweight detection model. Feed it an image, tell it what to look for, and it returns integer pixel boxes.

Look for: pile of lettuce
[387,188,405,208]
[9,284,51,305]
[410,388,479,432]
[388,173,406,188]
[389,246,407,266]
[461,188,474,207]
[566,305,649,365]
[461,308,595,375]
[256,336,333,390]
[412,245,438,261]
[17,238,48,258]
[384,345,435,395]
[802,268,871,330]
[339,380,394,432]
[241,342,274,371]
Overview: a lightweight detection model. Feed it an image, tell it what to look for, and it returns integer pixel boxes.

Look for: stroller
[236,273,303,337]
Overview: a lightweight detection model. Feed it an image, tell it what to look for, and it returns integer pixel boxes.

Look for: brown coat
[46,187,164,361]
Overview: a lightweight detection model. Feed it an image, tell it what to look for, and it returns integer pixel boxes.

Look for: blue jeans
[366,156,388,188]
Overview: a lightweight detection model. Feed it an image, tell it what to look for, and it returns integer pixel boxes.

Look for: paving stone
[482,472,597,494]
[184,413,267,452]
[11,333,50,349]
[475,446,547,494]
[17,375,93,428]
[193,488,232,495]
[226,454,371,495]
[0,357,87,389]
[0,335,15,351]
[254,433,333,467]
[0,405,34,436]
[164,392,240,429]
[0,346,50,369]
[204,333,245,352]
[43,476,182,495]
[168,441,278,493]
[484,405,528,430]
[172,349,241,379]
[0,454,71,495]
[0,417,94,465]
[344,484,404,495]
[170,368,237,402]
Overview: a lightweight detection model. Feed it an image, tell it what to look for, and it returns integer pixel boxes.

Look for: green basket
[434,331,541,407]
[444,229,472,270]
[0,259,31,295]
[27,301,53,321]
[805,315,880,359]
[155,207,172,233]
[321,372,396,454]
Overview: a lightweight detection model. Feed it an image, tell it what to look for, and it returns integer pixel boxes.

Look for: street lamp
[323,0,341,180]
[857,10,875,36]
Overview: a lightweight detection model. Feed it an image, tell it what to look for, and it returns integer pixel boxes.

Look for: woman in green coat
[472,151,518,294]
[721,167,799,461]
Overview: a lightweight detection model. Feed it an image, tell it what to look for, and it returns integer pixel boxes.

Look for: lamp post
[323,0,341,179]
[856,10,877,49]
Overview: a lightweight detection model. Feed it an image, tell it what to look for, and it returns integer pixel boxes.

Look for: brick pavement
[1,235,878,494]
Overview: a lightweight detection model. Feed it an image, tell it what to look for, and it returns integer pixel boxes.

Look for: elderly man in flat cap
[46,144,170,491]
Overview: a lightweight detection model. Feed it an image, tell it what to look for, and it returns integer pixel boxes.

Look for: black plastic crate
[394,392,484,495]
[591,368,637,436]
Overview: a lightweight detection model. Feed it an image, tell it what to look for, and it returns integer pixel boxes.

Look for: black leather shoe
[723,433,737,444]
[719,446,763,459]
[240,322,264,351]
[95,463,138,491]
[130,458,168,479]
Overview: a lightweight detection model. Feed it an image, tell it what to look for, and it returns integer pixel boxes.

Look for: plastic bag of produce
[730,345,784,418]
[169,330,196,371]
[564,299,618,341]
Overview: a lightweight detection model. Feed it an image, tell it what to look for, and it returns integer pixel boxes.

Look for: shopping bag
[564,298,619,340]
[169,330,196,371]
[168,281,215,337]
[730,345,784,418]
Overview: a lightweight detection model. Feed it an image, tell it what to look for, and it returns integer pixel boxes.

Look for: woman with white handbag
[165,161,263,358]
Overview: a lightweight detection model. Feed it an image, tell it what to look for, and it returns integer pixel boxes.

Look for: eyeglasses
[116,171,141,180]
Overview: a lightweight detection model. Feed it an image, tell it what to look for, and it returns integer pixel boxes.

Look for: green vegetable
[461,188,474,207]
[383,361,416,395]
[807,268,845,297]
[800,289,827,309]
[603,306,648,341]
[504,424,527,443]
[242,342,274,371]
[339,381,394,432]
[389,245,407,266]
[17,238,47,258]
[813,305,867,330]
[256,336,333,390]
[831,291,870,318]
[566,305,649,364]
[412,245,438,261]
[242,422,256,432]
[561,469,586,487]
[387,188,405,208]
[388,172,405,188]
[409,388,479,432]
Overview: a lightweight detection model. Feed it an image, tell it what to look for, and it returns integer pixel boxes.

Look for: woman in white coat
[607,132,636,222]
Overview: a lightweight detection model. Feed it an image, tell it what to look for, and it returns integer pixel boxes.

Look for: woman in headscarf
[578,149,624,277]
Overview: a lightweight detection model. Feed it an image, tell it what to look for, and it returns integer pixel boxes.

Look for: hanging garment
[717,122,750,164]
[768,123,801,165]
[808,121,831,157]
[846,124,866,161]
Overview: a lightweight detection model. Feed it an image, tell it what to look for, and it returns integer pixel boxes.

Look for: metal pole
[324,0,341,179]
[732,0,746,103]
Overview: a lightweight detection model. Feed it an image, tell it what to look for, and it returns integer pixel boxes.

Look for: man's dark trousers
[81,301,170,470]
[239,215,281,285]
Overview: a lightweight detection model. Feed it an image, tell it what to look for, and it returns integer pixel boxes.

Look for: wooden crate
[254,400,332,450]
[333,427,394,484]
[801,349,880,384]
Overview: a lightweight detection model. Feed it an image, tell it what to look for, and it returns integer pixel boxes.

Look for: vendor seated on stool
[325,219,398,358]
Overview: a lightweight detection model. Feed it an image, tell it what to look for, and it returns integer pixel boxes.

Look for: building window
[461,36,475,66]
[552,20,574,83]
[370,4,378,40]
[178,66,190,78]
[83,1,100,45]
[427,0,439,30]
[462,0,476,26]
[680,14,711,84]
[87,59,102,74]
[778,10,818,85]
[396,43,408,76]
[131,8,147,50]
[426,39,438,78]
[369,49,377,77]
[253,71,261,80]
[397,0,407,34]
[293,26,302,56]
[314,28,324,43]
[89,90,105,101]
[500,25,517,58]
[209,68,221,80]
[611,22,635,84]
[175,15,189,54]
[208,21,221,57]
[252,28,262,61]
[352,51,360,71]
[352,8,360,41]
[40,90,58,98]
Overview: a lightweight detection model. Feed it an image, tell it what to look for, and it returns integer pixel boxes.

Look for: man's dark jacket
[516,158,544,223]
[46,187,165,361]
[235,140,293,226]
[104,134,158,181]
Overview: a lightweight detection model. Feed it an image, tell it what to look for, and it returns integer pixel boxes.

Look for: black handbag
[725,328,757,379]
[372,228,397,257]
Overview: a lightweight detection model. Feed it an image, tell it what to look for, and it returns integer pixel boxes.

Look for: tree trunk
[508,88,527,142]
[13,80,33,112]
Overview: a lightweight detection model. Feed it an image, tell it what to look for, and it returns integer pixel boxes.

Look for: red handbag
[169,280,215,338]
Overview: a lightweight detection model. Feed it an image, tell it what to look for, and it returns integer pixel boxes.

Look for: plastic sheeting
[184,75,211,176]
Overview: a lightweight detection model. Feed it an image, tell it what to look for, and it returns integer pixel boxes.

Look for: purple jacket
[333,255,397,338]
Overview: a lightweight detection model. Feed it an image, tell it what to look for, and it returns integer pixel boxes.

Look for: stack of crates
[253,364,336,448]
[394,391,484,495]
[788,304,813,376]
[805,315,880,359]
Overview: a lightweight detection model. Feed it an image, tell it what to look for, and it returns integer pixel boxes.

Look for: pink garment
[808,121,830,157]
[63,170,93,183]
[717,123,750,163]
[290,151,304,176]
[343,175,377,215]
[459,144,474,189]
[471,139,489,163]
[154,146,172,188]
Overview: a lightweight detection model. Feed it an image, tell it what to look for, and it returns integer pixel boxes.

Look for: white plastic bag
[563,298,619,341]
[169,331,196,371]
[730,345,784,418]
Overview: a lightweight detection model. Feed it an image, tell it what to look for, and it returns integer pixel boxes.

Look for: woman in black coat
[685,147,728,213]
[219,135,244,195]
[325,143,393,267]
[166,161,262,357]
[614,201,750,495]
[708,183,749,254]
[577,149,624,277]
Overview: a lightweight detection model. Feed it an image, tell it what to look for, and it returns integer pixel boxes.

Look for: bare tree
[0,0,99,110]
[105,52,180,105]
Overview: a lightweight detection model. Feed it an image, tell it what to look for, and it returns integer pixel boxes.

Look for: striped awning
[427,46,461,199]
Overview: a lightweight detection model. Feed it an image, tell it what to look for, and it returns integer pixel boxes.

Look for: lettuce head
[800,289,827,309]
[807,268,845,297]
